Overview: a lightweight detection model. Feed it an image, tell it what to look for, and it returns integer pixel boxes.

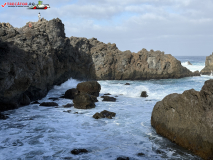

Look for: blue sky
[0,0,213,56]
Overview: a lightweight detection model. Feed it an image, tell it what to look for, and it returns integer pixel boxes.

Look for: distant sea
[0,56,210,160]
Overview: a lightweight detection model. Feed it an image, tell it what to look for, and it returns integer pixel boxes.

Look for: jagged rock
[101,96,116,102]
[71,149,88,155]
[141,91,148,97]
[73,93,96,109]
[93,112,105,119]
[77,81,101,97]
[201,52,213,75]
[39,102,58,106]
[0,18,200,111]
[186,61,192,65]
[125,83,130,85]
[63,103,73,108]
[93,110,116,119]
[151,79,213,160]
[64,88,78,99]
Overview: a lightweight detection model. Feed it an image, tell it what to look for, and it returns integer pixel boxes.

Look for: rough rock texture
[93,110,116,119]
[64,88,78,99]
[201,52,213,75]
[73,93,97,109]
[141,91,148,97]
[0,18,200,111]
[77,81,101,97]
[151,79,213,160]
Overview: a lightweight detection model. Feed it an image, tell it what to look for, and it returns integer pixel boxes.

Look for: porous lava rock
[0,18,200,111]
[39,102,58,106]
[64,88,78,99]
[140,91,148,97]
[151,79,213,160]
[73,93,97,109]
[201,52,213,75]
[77,81,101,97]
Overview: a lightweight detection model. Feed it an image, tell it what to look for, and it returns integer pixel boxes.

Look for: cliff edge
[0,18,199,111]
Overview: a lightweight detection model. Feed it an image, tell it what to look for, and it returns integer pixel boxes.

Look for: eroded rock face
[151,79,213,160]
[0,18,200,111]
[200,52,213,75]
[77,81,101,97]
[73,93,97,109]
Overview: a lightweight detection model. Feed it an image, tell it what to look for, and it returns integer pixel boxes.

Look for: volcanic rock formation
[0,18,199,111]
[151,79,213,160]
[200,52,213,75]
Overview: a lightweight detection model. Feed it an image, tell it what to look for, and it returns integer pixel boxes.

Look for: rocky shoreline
[0,18,200,111]
[151,79,213,160]
[200,52,213,75]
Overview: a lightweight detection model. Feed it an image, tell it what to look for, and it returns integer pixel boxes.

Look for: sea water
[0,56,211,160]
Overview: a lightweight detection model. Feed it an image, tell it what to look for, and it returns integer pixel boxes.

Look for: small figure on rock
[38,12,41,21]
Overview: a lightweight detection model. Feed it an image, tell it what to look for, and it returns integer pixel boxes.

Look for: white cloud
[1,0,213,55]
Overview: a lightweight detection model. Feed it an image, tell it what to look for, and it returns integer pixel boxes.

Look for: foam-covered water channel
[1,74,212,160]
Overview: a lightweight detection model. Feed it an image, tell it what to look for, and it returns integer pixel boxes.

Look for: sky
[0,0,213,56]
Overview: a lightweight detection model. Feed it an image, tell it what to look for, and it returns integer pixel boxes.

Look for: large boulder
[77,81,101,97]
[201,52,213,75]
[151,79,213,160]
[73,93,97,109]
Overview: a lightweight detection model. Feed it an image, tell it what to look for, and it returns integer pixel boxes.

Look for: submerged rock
[71,149,88,155]
[39,102,58,106]
[125,83,130,85]
[151,79,213,160]
[73,94,97,109]
[63,103,73,108]
[31,101,40,104]
[104,93,111,95]
[93,110,116,119]
[77,81,101,97]
[201,52,213,75]
[137,152,145,156]
[140,91,148,97]
[0,113,9,120]
[48,97,59,101]
[101,96,116,102]
[64,88,78,99]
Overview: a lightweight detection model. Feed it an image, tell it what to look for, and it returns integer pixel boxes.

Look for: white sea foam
[1,59,210,159]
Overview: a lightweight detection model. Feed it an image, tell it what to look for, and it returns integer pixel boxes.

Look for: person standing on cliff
[38,12,41,21]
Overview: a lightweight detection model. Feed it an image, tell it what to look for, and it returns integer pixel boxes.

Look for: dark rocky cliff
[0,18,199,111]
[200,52,213,75]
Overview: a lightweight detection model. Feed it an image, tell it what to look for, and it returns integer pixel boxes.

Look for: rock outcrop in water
[151,79,213,160]
[0,18,199,111]
[200,52,213,75]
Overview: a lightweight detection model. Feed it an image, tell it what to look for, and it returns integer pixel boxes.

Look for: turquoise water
[0,56,211,160]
